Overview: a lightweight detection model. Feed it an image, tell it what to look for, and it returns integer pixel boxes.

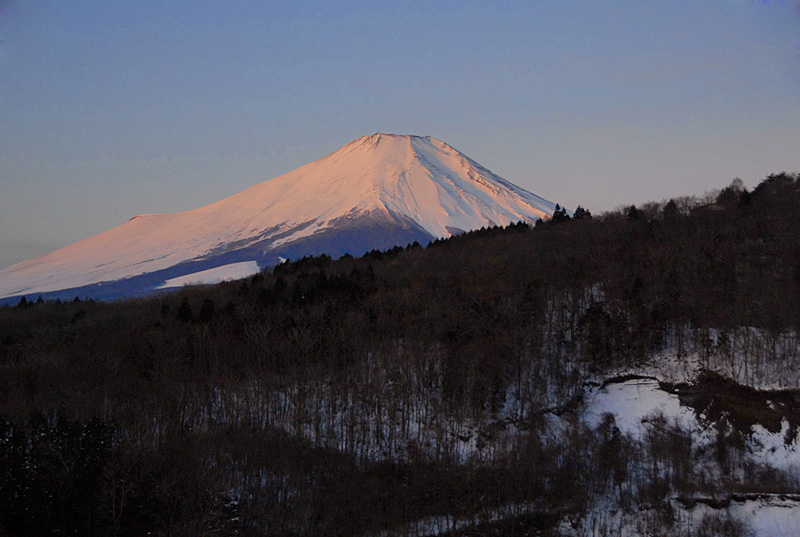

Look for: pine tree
[573,205,592,220]
[551,203,571,224]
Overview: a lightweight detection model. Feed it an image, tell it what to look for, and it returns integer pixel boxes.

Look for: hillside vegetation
[1,173,799,536]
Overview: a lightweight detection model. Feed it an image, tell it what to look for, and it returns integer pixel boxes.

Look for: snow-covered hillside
[202,332,800,537]
[0,134,555,300]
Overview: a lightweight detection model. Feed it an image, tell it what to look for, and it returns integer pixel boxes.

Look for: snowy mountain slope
[0,134,556,300]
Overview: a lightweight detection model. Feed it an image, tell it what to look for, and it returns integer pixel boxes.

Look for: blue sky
[1,1,799,269]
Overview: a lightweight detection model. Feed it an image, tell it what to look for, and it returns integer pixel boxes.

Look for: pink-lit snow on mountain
[0,134,556,299]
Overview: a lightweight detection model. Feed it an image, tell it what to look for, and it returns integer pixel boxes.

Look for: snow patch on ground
[583,378,698,440]
[749,421,800,476]
[157,261,260,289]
[681,497,800,537]
[743,498,800,537]
[574,375,800,537]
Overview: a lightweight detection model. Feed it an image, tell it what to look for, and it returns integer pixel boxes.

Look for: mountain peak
[362,132,430,142]
[346,133,430,153]
[0,134,558,300]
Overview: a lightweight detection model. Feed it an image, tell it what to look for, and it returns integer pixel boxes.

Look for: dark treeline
[1,173,799,536]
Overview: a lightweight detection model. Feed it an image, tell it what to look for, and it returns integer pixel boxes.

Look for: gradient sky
[1,1,799,269]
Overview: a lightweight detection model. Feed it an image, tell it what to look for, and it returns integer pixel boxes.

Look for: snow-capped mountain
[0,133,556,301]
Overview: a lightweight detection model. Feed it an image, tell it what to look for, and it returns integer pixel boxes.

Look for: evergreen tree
[716,178,746,207]
[551,203,571,224]
[573,205,592,220]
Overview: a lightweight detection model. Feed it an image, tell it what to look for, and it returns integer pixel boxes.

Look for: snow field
[156,261,261,289]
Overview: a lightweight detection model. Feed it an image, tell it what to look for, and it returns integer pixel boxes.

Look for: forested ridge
[1,173,800,536]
